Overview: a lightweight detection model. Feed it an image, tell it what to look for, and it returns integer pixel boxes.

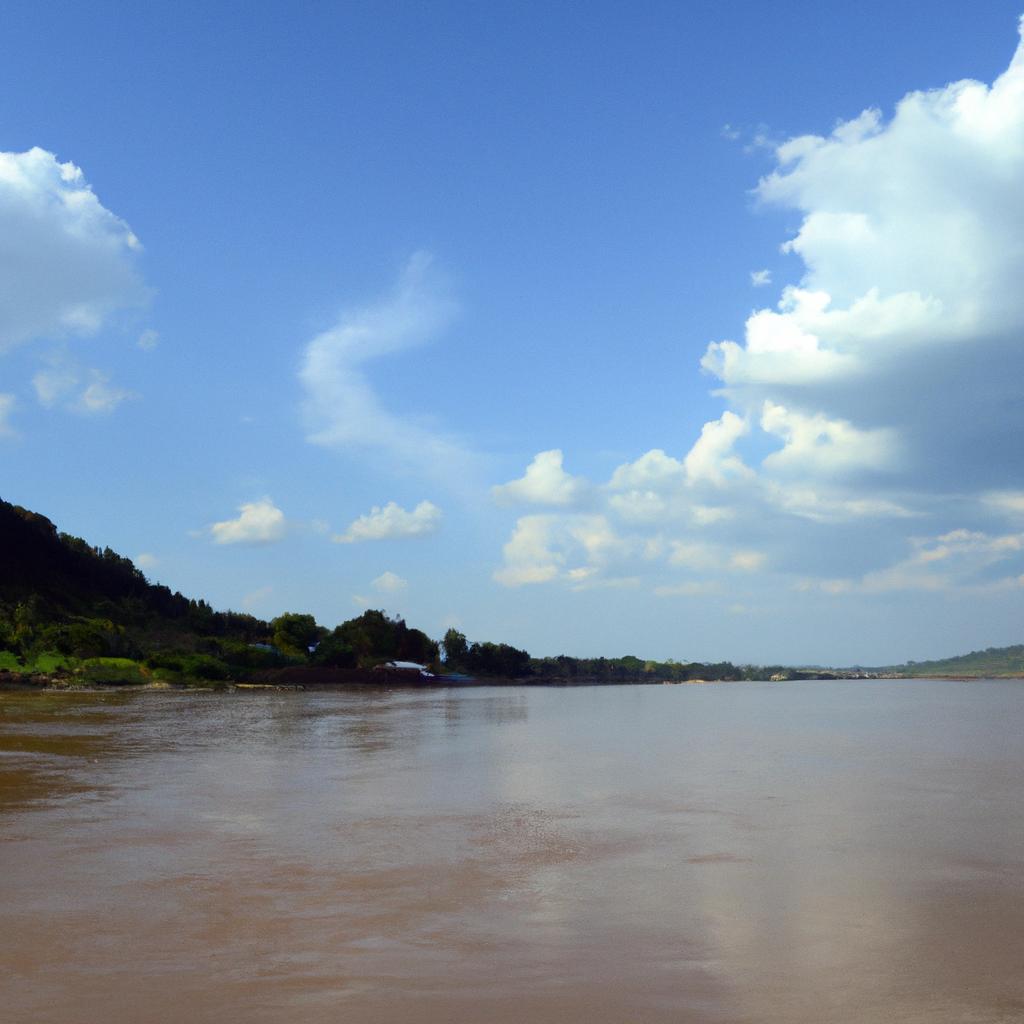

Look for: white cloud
[764,483,913,522]
[32,360,78,407]
[983,491,1024,518]
[0,393,15,437]
[490,22,1024,606]
[703,22,1024,497]
[74,370,135,415]
[750,269,772,287]
[135,552,158,570]
[371,571,408,593]
[730,550,767,572]
[137,328,159,351]
[682,411,751,485]
[492,449,589,506]
[334,500,441,543]
[493,513,624,587]
[608,448,685,491]
[691,504,734,525]
[298,252,476,481]
[668,541,717,570]
[759,400,897,476]
[209,499,287,546]
[0,147,146,351]
[808,528,1024,595]
[607,489,671,524]
[32,355,134,415]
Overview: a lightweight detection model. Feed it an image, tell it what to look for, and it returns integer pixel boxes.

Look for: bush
[179,653,230,680]
[0,650,24,672]
[144,651,185,672]
[30,651,72,674]
[81,657,147,685]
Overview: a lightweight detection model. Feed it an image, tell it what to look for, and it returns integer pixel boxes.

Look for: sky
[2,1,1024,666]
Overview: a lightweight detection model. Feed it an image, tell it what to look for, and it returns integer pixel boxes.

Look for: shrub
[80,657,147,685]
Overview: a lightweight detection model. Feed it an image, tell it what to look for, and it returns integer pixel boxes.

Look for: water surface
[2,680,1023,1023]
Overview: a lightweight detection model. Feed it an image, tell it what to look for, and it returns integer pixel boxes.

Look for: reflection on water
[2,681,1023,1023]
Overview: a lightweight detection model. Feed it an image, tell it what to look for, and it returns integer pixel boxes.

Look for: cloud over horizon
[334,500,442,543]
[493,18,1024,600]
[208,499,287,546]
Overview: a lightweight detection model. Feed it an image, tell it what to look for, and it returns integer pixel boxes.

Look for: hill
[0,494,851,688]
[884,645,1024,678]
[0,496,277,683]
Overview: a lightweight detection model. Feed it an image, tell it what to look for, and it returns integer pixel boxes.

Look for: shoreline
[4,670,1022,694]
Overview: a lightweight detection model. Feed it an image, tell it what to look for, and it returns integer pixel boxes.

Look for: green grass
[29,651,72,673]
[80,657,147,685]
[0,651,25,672]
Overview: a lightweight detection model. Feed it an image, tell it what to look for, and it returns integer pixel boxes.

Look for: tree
[312,627,357,668]
[442,628,468,666]
[464,640,531,678]
[271,613,321,657]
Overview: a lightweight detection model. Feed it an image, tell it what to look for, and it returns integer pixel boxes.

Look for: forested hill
[1,494,835,687]
[886,645,1024,677]
[0,496,268,645]
[0,496,450,684]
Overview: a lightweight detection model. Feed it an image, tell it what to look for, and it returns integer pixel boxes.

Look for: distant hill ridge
[0,495,267,639]
[887,645,1024,677]
[6,494,1016,684]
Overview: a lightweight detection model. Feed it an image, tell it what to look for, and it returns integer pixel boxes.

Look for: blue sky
[3,1,1024,665]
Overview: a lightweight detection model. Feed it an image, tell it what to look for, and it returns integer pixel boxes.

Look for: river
[2,679,1023,1023]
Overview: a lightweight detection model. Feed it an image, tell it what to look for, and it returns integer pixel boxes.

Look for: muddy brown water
[2,680,1023,1023]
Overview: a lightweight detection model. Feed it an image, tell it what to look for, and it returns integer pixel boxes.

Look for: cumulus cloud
[805,528,1024,595]
[137,328,159,351]
[334,500,441,543]
[759,401,897,476]
[493,514,625,587]
[608,448,686,491]
[750,269,772,287]
[0,147,146,350]
[492,449,589,506]
[298,252,476,482]
[135,552,159,570]
[706,21,1024,495]
[493,20,1024,602]
[209,499,287,545]
[682,411,751,485]
[372,571,408,593]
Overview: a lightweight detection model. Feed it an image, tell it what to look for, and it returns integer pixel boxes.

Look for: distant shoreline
[4,670,1022,693]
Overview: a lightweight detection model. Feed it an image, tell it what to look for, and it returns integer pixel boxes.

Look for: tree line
[2,495,794,685]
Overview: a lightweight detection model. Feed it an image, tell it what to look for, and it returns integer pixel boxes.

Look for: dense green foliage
[0,497,268,680]
[442,629,531,677]
[1,494,897,687]
[335,610,439,667]
[527,654,747,682]
[0,496,460,684]
[886,644,1024,677]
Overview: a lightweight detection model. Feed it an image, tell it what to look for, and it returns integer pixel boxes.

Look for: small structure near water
[374,660,435,680]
